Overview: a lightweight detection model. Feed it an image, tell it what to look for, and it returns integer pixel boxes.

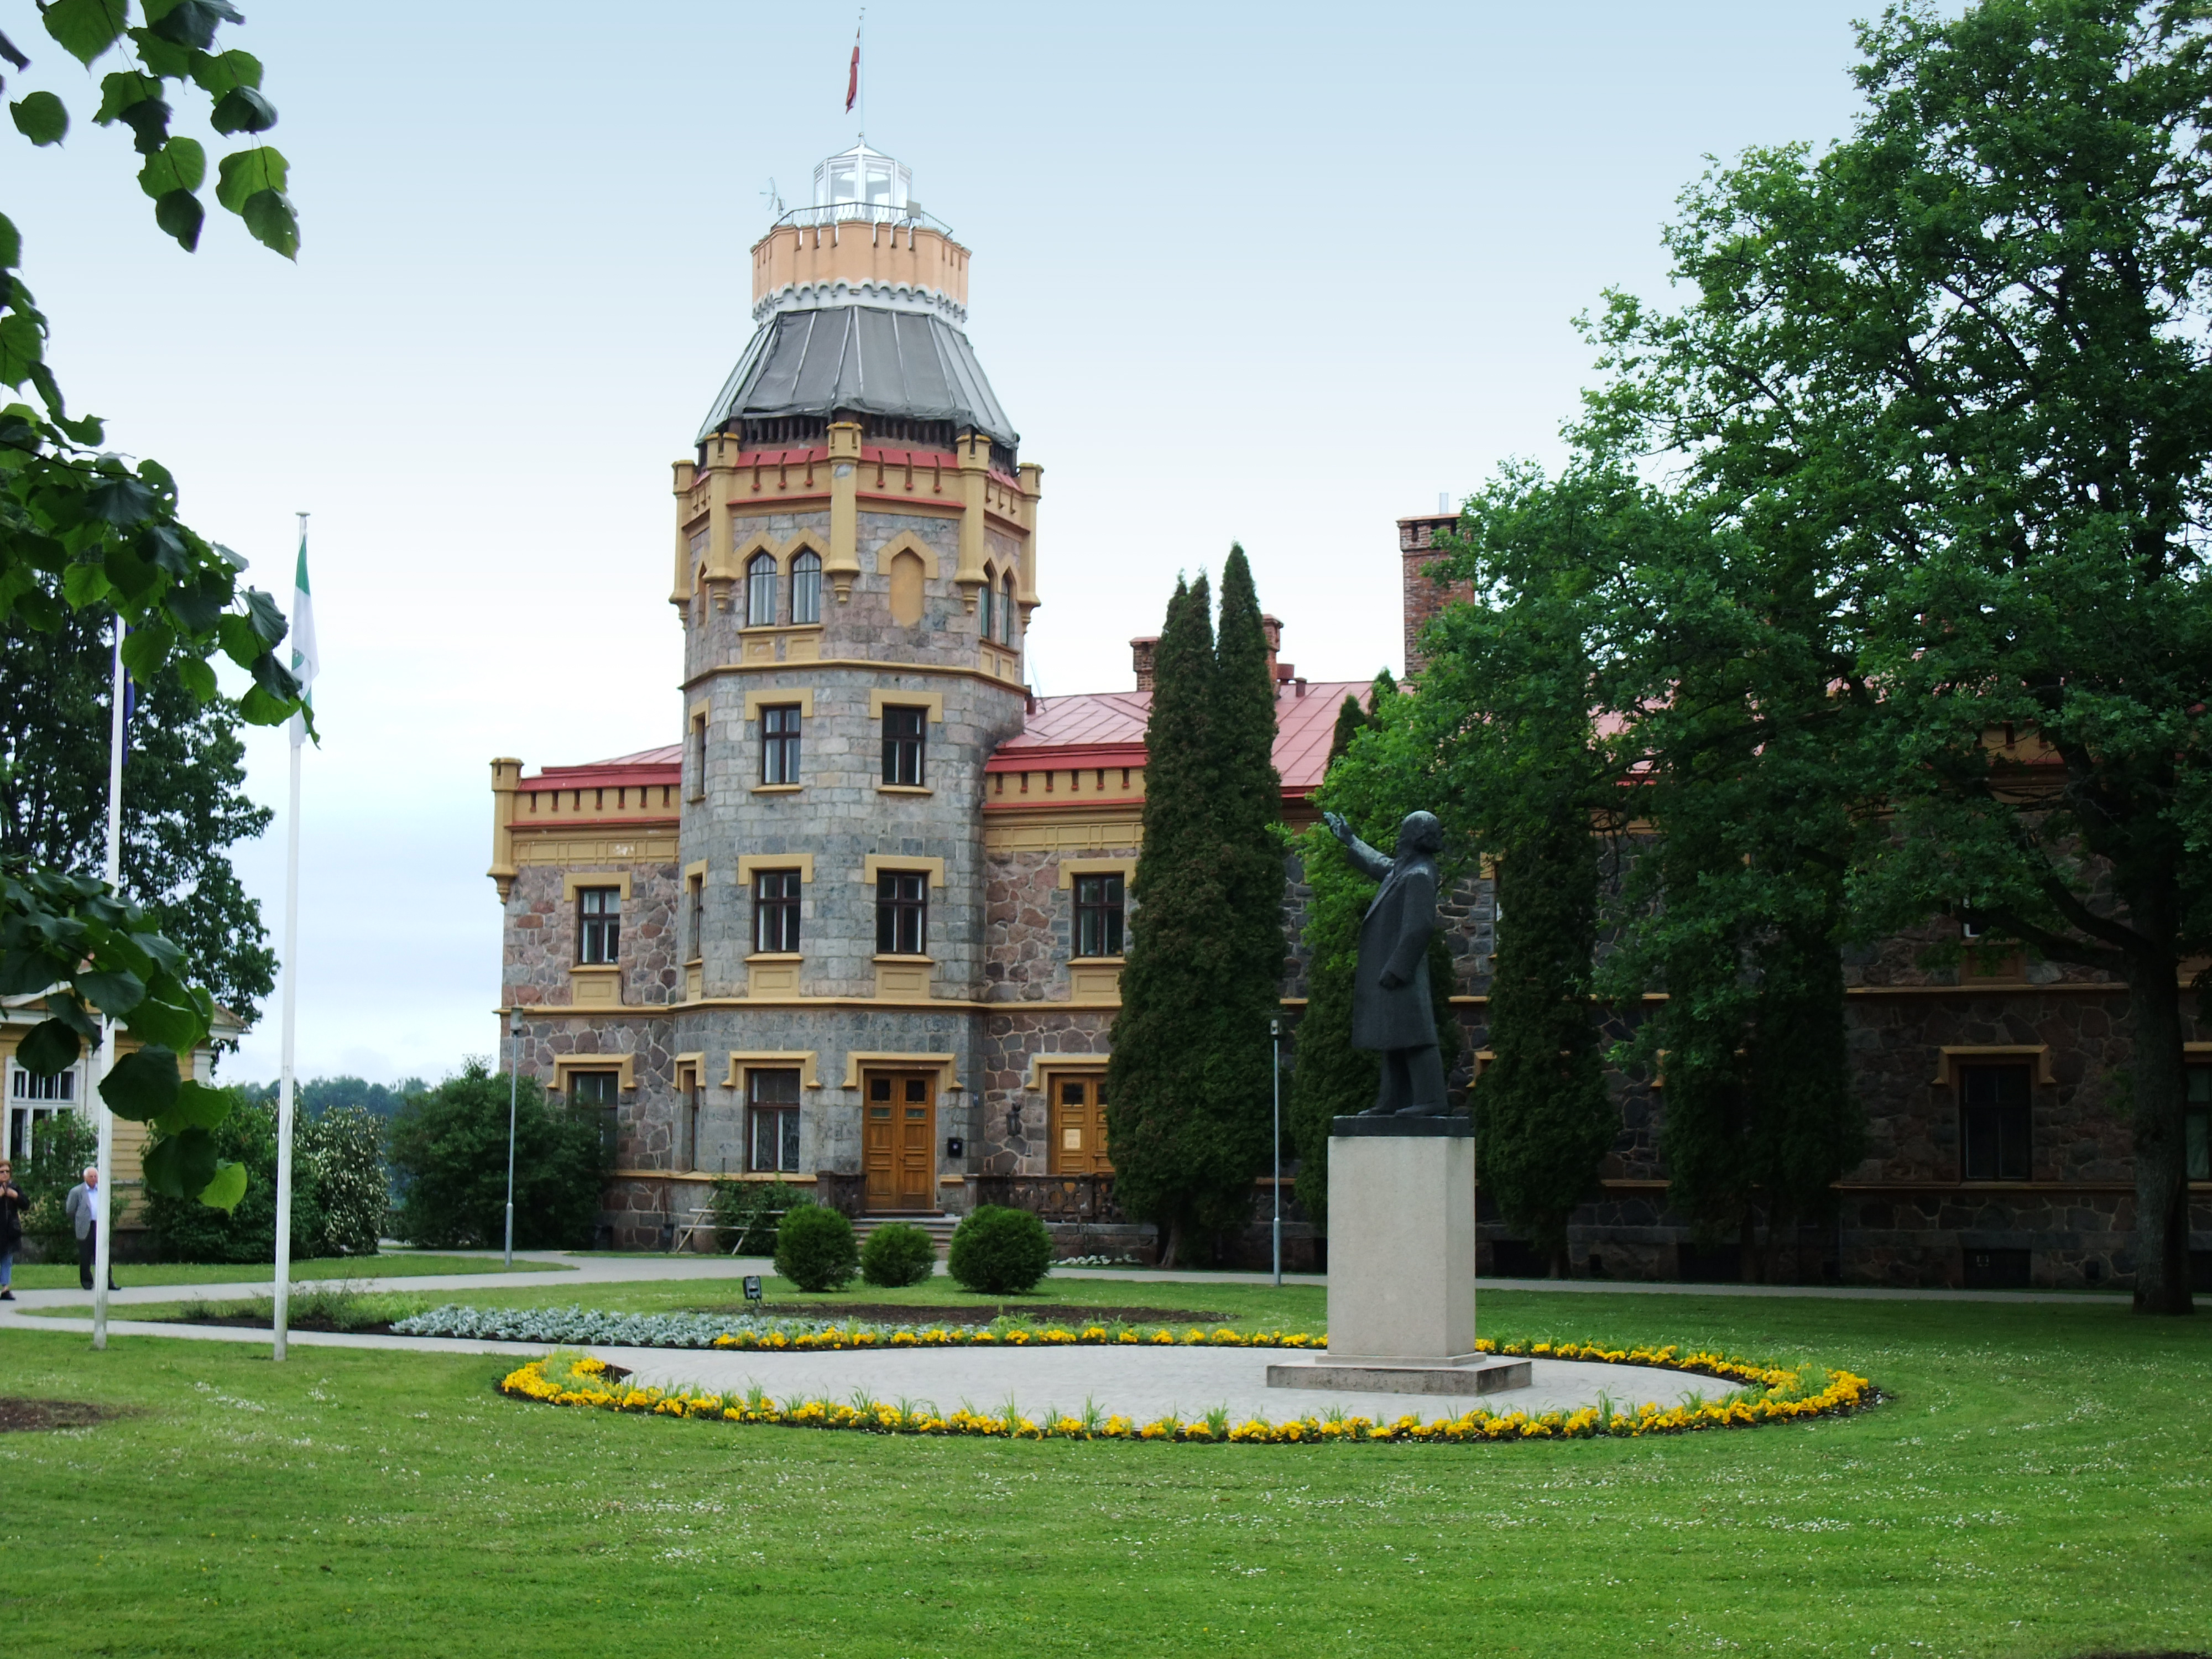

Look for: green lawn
[1,1253,570,1292]
[1,1288,2207,1656]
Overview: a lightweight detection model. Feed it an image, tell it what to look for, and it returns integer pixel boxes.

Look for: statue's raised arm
[1323,811,1394,883]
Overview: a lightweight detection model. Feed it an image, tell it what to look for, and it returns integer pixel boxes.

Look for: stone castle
[491,142,2211,1290]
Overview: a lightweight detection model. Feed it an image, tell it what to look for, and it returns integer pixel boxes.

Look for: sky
[4,1,1888,1086]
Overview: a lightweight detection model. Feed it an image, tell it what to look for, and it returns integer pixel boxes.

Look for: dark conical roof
[696,305,1016,448]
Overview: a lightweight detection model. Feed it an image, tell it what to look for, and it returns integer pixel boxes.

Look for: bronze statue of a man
[1323,809,1449,1117]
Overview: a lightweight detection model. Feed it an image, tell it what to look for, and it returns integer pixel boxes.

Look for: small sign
[945,1136,964,1158]
[743,1275,763,1303]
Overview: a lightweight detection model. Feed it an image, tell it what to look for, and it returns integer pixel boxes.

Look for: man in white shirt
[62,1167,117,1292]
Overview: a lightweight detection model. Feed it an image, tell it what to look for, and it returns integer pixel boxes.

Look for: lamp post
[504,1010,522,1270]
[1270,1017,1282,1288]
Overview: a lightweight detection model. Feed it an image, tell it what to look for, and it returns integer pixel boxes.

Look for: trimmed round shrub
[860,1222,938,1288]
[774,1204,859,1292]
[946,1204,1053,1295]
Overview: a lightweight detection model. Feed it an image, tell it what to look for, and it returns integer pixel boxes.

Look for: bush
[859,1222,937,1288]
[386,1060,609,1250]
[709,1180,811,1255]
[947,1204,1053,1295]
[773,1204,858,1292]
[18,1109,95,1262]
[146,1097,388,1264]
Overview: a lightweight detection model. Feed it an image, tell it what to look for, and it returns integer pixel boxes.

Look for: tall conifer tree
[1108,551,1287,1265]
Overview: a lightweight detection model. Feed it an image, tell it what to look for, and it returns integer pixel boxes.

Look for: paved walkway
[0,1247,2115,1322]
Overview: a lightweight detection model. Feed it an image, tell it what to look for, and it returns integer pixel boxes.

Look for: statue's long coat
[1348,849,1441,1053]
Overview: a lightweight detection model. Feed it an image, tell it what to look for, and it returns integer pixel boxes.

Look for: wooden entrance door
[1048,1073,1112,1175]
[863,1071,936,1211]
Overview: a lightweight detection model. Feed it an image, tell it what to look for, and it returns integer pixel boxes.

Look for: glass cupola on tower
[814,142,911,220]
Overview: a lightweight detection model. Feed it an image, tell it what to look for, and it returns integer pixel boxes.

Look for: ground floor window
[1960,1063,2031,1181]
[8,1063,80,1164]
[748,1068,801,1173]
[569,1070,619,1161]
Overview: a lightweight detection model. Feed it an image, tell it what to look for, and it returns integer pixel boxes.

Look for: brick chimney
[1400,514,1470,676]
[1131,636,1159,693]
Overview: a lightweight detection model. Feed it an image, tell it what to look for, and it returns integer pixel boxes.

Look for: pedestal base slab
[1265,1355,1532,1397]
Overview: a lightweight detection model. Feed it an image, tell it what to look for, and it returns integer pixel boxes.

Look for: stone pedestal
[1265,1114,1530,1399]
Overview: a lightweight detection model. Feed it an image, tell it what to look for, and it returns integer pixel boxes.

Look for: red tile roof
[524,744,682,790]
[991,681,1368,799]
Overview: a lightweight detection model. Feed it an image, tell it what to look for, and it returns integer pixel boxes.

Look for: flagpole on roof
[88,619,124,1349]
[272,512,315,1361]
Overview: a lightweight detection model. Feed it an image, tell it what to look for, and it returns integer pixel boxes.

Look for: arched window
[790,549,821,624]
[1000,572,1015,644]
[745,552,778,627]
[978,566,995,642]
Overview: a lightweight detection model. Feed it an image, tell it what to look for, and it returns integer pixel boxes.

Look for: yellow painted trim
[1023,1052,1109,1092]
[684,859,708,883]
[1933,1045,2054,1086]
[1057,856,1138,891]
[687,659,1030,697]
[860,854,946,887]
[872,953,935,965]
[725,1050,822,1089]
[753,782,804,795]
[562,871,634,901]
[842,1050,962,1092]
[869,528,941,578]
[877,783,934,796]
[867,688,945,723]
[742,687,816,721]
[552,1053,637,1091]
[737,853,814,884]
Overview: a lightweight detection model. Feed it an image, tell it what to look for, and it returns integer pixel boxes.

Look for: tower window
[876,870,927,955]
[978,570,995,644]
[745,552,778,627]
[577,887,620,966]
[791,550,822,624]
[760,704,802,785]
[686,869,705,963]
[754,869,802,954]
[1960,1063,2031,1181]
[881,706,926,786]
[1000,572,1015,644]
[1074,873,1124,958]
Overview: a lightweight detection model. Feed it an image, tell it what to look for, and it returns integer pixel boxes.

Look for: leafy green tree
[1590,0,2212,1312]
[1108,552,1287,1266]
[17,1104,93,1260]
[145,1091,324,1263]
[239,1075,430,1121]
[0,596,275,1024]
[385,1062,607,1251]
[0,2,306,1209]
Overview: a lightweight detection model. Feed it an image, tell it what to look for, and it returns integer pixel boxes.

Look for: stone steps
[850,1212,959,1255]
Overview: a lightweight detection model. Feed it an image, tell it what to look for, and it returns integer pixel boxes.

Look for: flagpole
[90,621,125,1349]
[272,511,308,1361]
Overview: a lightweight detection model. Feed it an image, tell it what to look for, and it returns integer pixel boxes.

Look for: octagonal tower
[666,143,1040,1215]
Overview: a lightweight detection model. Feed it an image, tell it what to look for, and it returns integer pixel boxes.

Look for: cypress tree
[1476,802,1614,1277]
[1107,576,1225,1266]
[1108,551,1288,1266]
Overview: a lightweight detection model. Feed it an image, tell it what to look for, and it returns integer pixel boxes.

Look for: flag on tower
[846,23,860,112]
[289,521,318,745]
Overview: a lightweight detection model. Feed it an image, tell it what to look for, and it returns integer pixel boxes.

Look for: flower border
[496,1337,1877,1444]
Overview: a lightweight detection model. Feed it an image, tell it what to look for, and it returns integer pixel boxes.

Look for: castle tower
[666,143,1041,1212]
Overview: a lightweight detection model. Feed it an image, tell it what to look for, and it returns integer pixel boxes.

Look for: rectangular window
[686,870,705,962]
[2188,1065,2210,1182]
[760,704,802,785]
[688,709,707,800]
[569,1069,619,1160]
[677,1063,701,1173]
[577,886,620,964]
[875,870,927,955]
[754,870,802,953]
[881,706,926,786]
[1074,873,1125,958]
[748,1068,801,1174]
[1960,1063,2031,1181]
[7,1065,77,1165]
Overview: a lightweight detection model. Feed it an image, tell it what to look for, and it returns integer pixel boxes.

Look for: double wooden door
[863,1071,937,1211]
[1048,1073,1113,1175]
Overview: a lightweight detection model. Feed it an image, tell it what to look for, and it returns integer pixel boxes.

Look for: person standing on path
[0,1160,22,1300]
[64,1167,116,1292]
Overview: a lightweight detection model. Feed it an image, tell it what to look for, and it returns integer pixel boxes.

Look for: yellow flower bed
[497,1342,1876,1445]
[702,1323,1323,1352]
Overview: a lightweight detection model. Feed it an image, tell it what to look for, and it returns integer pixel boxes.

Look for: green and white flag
[290,519,318,746]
